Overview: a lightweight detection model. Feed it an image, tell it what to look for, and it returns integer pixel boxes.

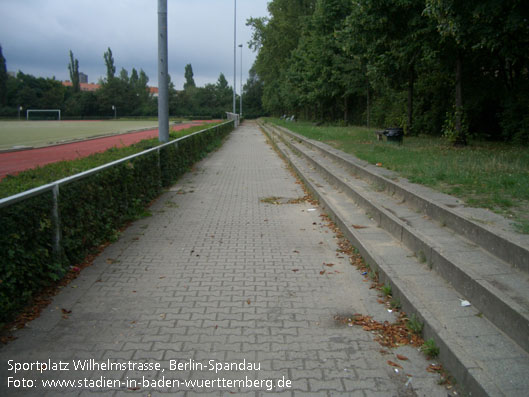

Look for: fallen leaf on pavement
[427,364,443,373]
[387,360,403,369]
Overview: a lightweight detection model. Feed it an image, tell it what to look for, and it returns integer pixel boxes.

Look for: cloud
[0,0,269,89]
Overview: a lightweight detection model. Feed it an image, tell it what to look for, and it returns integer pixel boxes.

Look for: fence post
[51,184,62,261]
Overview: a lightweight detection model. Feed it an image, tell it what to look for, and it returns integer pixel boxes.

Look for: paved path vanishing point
[0,121,218,179]
[0,121,452,396]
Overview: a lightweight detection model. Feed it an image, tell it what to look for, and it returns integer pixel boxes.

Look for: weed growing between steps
[260,124,457,391]
[259,195,310,205]
[323,210,453,389]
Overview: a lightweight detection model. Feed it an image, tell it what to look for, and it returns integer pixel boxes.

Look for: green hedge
[59,151,162,264]
[0,121,233,323]
[1,194,57,317]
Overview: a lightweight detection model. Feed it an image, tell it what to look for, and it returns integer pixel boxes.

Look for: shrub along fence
[0,120,234,323]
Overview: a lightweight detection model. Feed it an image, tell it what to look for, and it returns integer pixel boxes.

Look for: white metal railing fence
[0,120,234,257]
[226,112,240,128]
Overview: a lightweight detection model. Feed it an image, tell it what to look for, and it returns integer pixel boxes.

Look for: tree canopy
[184,64,196,90]
[249,0,529,143]
[0,46,264,120]
[68,50,80,93]
[103,47,116,82]
[0,46,7,106]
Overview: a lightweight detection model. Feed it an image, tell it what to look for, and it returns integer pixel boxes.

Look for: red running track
[0,121,219,180]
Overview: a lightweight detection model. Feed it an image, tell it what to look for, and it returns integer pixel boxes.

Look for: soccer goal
[26,109,61,121]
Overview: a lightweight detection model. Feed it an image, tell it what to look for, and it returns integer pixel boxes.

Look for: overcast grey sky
[0,0,269,90]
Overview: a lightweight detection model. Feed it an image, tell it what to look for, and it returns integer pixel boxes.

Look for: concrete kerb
[271,123,529,274]
[259,121,501,397]
[267,123,529,355]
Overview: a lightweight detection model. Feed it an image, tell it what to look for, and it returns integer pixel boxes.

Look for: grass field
[0,122,223,198]
[269,118,529,234]
[0,120,160,150]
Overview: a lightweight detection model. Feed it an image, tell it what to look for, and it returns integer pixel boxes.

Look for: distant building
[62,80,159,96]
[62,81,100,92]
[7,71,16,77]
[79,72,88,84]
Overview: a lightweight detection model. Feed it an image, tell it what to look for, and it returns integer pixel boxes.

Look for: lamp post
[112,105,117,119]
[233,0,237,115]
[18,106,22,121]
[157,0,169,142]
[239,44,243,118]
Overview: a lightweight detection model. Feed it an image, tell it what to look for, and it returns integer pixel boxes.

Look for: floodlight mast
[233,0,237,115]
[239,44,243,117]
[158,0,169,143]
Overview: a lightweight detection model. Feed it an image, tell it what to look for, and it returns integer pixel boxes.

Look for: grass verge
[268,118,529,233]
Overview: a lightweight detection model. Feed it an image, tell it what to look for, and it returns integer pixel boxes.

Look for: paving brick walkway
[0,122,449,396]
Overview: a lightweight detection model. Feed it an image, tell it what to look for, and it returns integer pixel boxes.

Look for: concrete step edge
[270,124,529,354]
[260,123,512,397]
[269,122,529,274]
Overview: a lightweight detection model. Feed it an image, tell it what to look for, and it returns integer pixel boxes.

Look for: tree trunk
[366,79,371,128]
[344,95,349,124]
[454,53,466,146]
[407,64,414,135]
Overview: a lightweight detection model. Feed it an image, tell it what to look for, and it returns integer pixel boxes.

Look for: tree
[103,47,116,82]
[339,0,437,132]
[136,69,151,110]
[64,91,98,117]
[130,68,139,89]
[242,66,265,118]
[425,0,529,143]
[184,64,196,90]
[247,0,316,114]
[168,74,179,115]
[284,0,353,121]
[195,84,217,116]
[96,51,156,117]
[138,69,149,93]
[9,72,65,110]
[68,50,80,93]
[119,67,129,83]
[0,45,8,106]
[214,73,232,112]
[0,49,162,118]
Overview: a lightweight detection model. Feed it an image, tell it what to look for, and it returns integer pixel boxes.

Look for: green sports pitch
[0,120,160,150]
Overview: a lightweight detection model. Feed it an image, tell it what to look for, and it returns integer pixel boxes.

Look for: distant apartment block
[79,72,88,84]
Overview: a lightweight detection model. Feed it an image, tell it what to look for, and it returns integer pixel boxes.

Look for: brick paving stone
[0,121,451,396]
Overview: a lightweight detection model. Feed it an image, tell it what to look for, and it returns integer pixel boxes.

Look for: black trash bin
[384,127,404,144]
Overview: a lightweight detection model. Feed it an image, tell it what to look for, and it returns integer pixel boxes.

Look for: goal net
[26,109,61,121]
